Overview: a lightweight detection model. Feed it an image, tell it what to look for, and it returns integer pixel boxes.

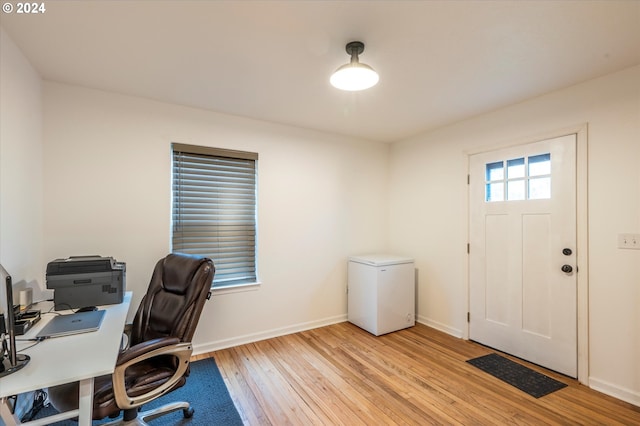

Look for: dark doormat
[466,353,568,398]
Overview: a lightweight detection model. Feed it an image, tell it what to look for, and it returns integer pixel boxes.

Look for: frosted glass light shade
[330,62,379,91]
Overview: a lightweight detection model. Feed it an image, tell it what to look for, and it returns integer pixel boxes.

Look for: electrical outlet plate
[618,233,640,250]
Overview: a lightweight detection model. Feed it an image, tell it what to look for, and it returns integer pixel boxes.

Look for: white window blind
[172,143,258,287]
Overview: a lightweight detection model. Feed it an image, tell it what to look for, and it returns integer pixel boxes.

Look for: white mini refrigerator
[348,254,415,336]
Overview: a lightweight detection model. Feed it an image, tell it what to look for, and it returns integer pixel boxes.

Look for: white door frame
[465,124,589,384]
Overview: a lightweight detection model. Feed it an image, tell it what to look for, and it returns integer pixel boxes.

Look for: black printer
[46,256,126,310]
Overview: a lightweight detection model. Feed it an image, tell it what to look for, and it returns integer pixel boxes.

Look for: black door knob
[562,248,572,256]
[561,264,573,273]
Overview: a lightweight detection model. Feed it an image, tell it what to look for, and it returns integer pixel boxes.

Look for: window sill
[211,281,262,296]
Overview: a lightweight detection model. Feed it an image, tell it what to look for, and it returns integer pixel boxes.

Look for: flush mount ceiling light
[330,41,379,91]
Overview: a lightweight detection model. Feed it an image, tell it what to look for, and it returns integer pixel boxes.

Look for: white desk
[0,292,132,426]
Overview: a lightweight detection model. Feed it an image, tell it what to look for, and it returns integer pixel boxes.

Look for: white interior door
[469,134,577,377]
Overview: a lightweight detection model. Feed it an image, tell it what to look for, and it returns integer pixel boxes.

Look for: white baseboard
[416,315,464,339]
[193,314,347,355]
[195,314,463,355]
[589,377,640,407]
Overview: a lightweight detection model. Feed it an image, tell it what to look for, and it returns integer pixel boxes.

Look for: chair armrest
[116,337,181,365]
[112,337,193,410]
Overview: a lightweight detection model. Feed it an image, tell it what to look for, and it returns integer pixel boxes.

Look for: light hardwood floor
[196,323,640,425]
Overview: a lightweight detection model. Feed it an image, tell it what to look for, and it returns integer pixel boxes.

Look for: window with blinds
[172,143,258,288]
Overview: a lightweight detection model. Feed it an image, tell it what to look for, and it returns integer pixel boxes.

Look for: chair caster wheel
[183,407,194,418]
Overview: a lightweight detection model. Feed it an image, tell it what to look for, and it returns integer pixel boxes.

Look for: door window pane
[486,161,504,181]
[486,182,504,202]
[529,177,551,199]
[529,154,551,176]
[507,180,525,201]
[507,158,525,179]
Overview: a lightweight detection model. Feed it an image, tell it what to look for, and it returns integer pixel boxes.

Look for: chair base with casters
[101,402,193,426]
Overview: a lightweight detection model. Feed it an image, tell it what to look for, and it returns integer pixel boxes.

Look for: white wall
[0,28,44,303]
[42,82,389,352]
[389,65,640,405]
[0,27,44,419]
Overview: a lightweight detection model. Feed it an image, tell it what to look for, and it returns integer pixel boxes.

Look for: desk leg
[0,397,20,426]
[77,377,95,426]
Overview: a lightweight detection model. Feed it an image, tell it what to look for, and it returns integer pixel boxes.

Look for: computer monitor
[0,263,30,377]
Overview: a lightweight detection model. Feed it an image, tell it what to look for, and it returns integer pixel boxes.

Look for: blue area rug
[30,357,243,425]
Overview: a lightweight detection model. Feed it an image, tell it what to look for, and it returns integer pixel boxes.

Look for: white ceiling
[1,1,639,143]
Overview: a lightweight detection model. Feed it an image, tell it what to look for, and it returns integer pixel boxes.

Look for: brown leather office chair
[49,253,214,425]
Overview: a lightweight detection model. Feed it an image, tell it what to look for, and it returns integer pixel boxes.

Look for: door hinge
[467,174,470,185]
[467,312,470,323]
[467,243,470,254]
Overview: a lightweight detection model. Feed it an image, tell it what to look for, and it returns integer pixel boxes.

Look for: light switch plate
[618,233,640,249]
